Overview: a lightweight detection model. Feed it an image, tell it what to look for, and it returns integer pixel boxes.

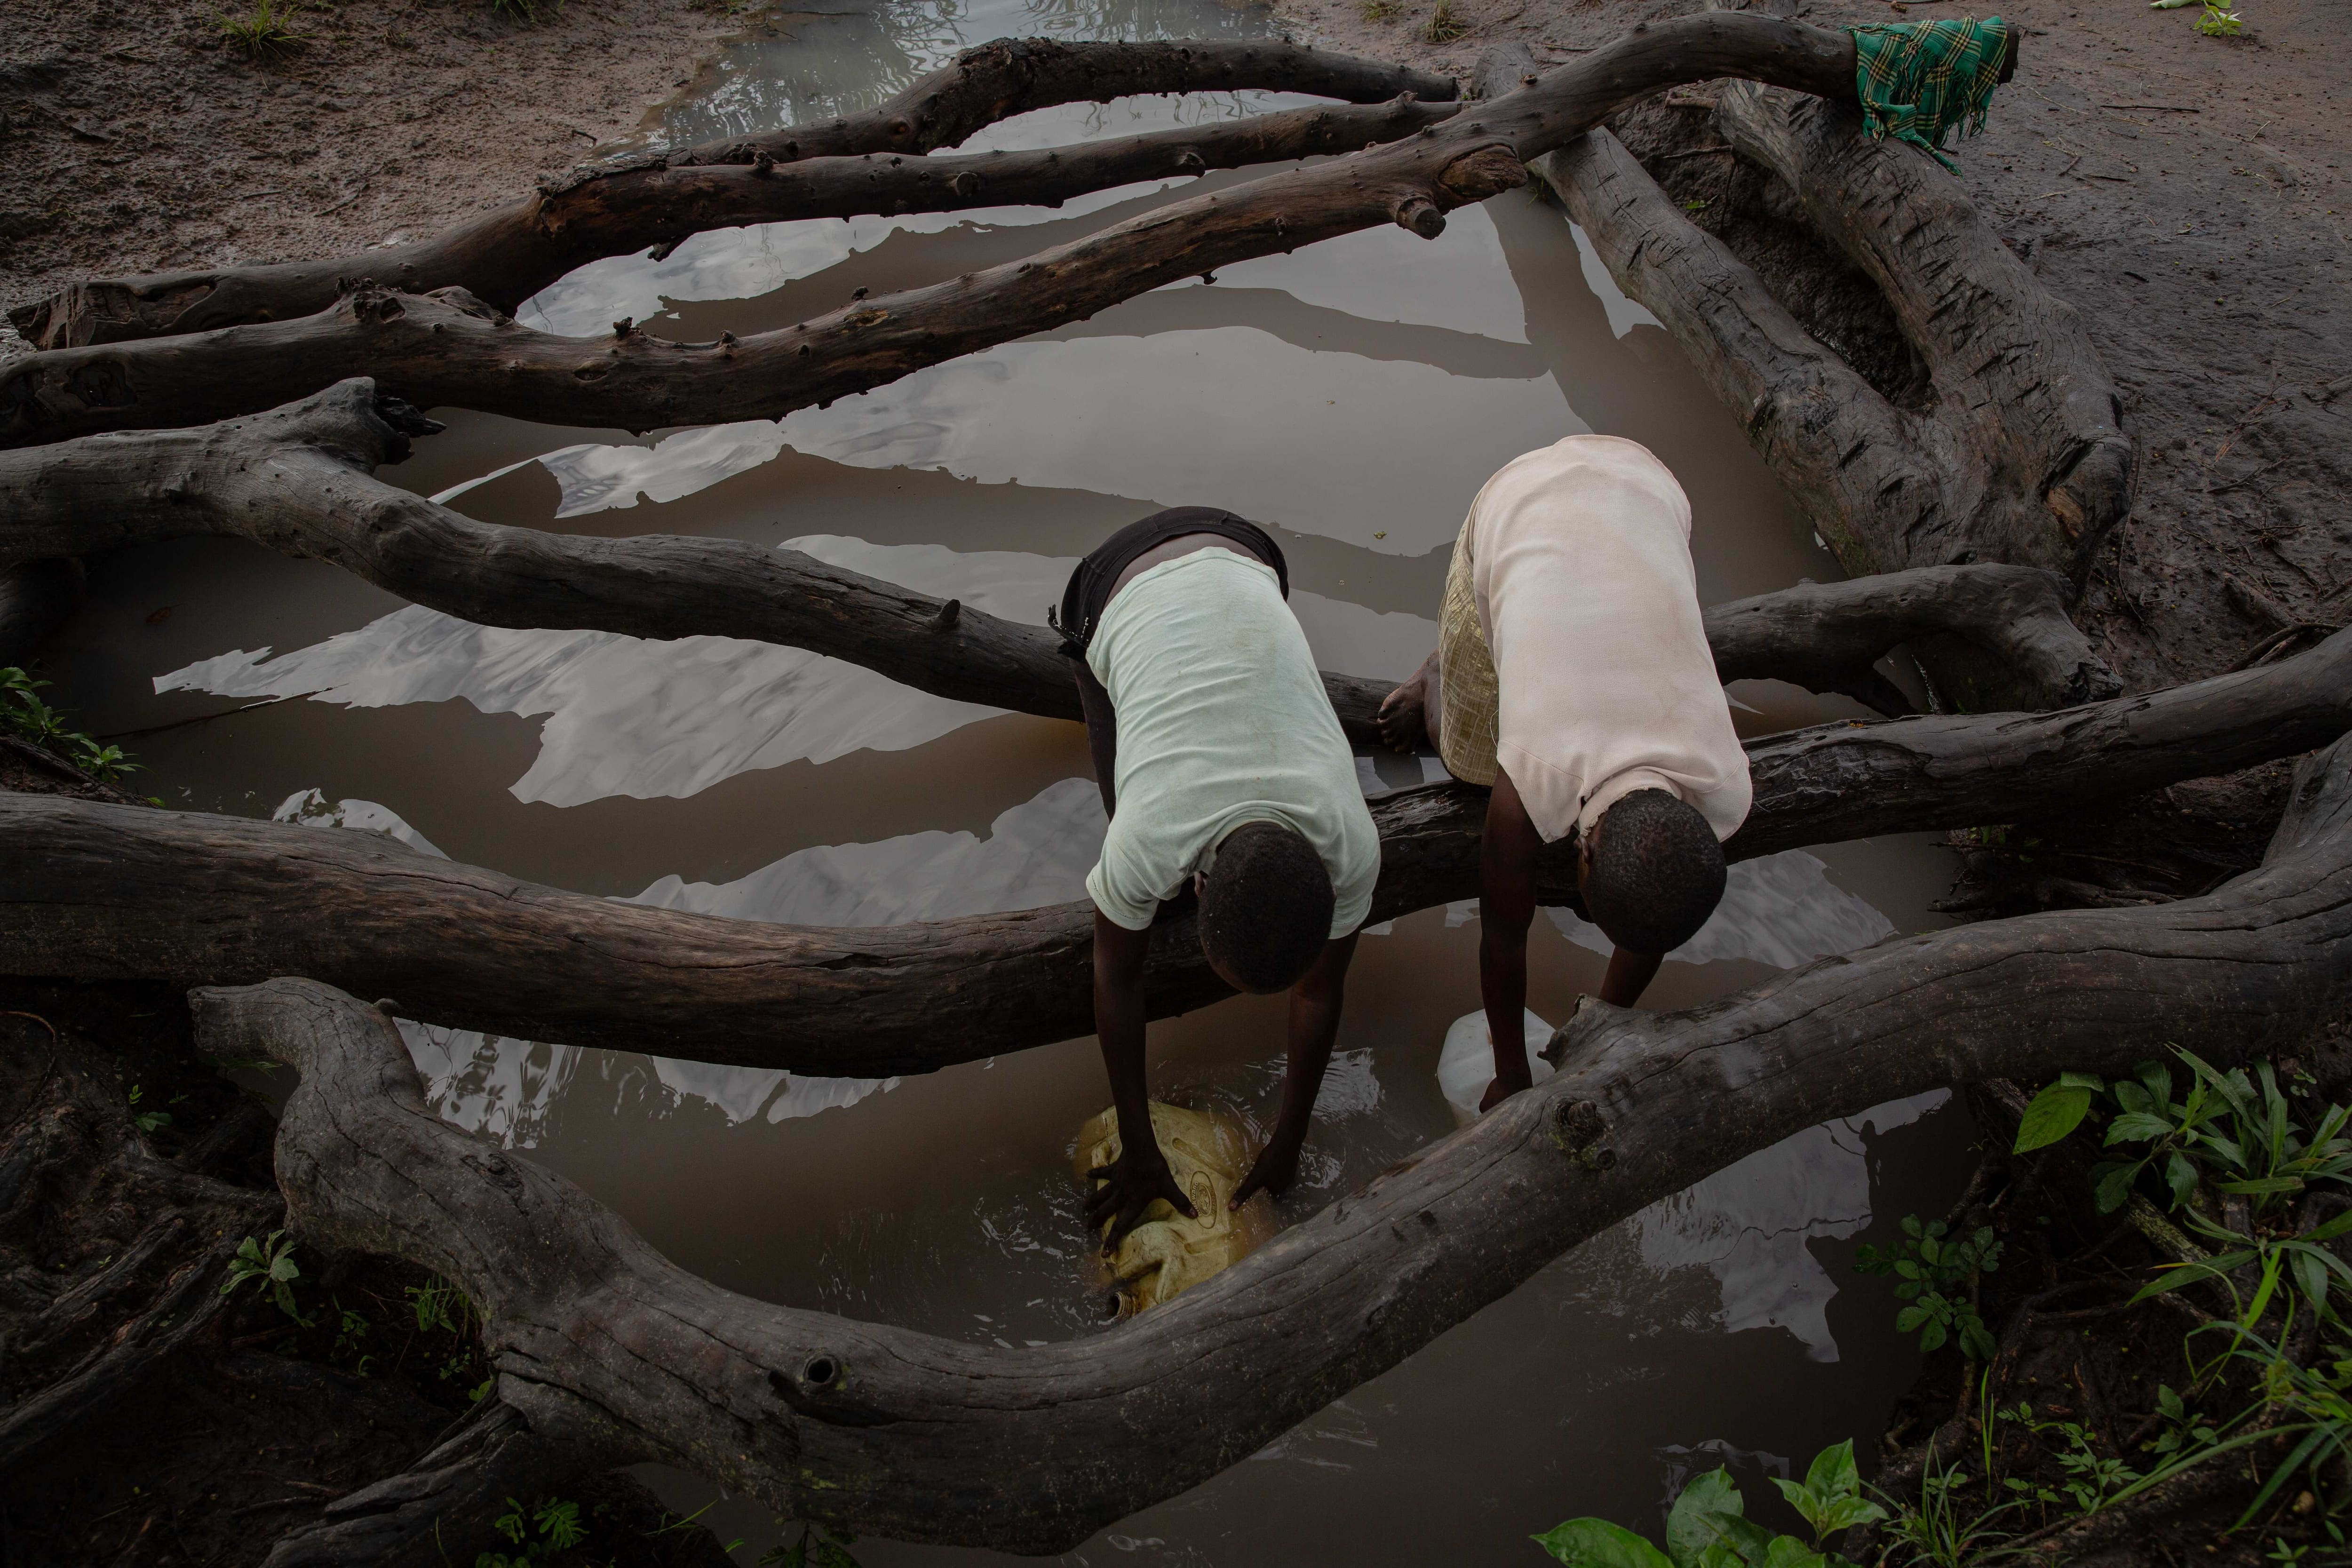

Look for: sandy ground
[1267,0,2352,698]
[0,0,741,326]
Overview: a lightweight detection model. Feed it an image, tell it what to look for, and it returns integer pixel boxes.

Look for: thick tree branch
[0,380,2114,738]
[1713,82,2133,586]
[0,14,1859,447]
[193,732,2352,1549]
[9,39,1457,350]
[8,630,2344,1076]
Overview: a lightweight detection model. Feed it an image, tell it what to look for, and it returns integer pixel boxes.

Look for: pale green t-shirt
[1083,550,1380,936]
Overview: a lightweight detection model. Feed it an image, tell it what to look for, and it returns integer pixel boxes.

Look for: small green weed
[1358,0,1398,18]
[222,1229,310,1325]
[1855,1215,2004,1361]
[476,1495,587,1567]
[1422,0,1469,43]
[761,1523,864,1567]
[127,1083,175,1135]
[1,667,141,782]
[2197,1,2245,36]
[215,0,311,58]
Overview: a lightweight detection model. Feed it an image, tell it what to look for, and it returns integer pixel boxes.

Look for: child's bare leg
[1376,647,1439,754]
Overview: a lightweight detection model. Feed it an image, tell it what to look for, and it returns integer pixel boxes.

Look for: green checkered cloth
[1848,16,2010,172]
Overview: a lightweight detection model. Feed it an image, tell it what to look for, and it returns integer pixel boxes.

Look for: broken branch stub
[10,629,2345,1076]
[0,13,1857,446]
[196,731,2352,1549]
[10,40,1458,350]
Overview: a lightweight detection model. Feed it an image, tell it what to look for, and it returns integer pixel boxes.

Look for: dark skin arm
[1231,931,1359,1208]
[1085,910,1196,1252]
[1478,772,1667,1112]
[1478,766,1542,1112]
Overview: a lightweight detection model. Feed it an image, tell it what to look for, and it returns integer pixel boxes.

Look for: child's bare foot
[1377,649,1438,753]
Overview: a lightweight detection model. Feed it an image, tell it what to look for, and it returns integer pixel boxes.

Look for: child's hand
[1231,1133,1303,1208]
[1085,1143,1195,1254]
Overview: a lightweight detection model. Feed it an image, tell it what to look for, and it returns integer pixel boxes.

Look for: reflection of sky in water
[156,535,1433,803]
[278,777,1918,1365]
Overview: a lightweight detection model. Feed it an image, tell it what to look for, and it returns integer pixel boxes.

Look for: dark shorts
[1051,507,1289,659]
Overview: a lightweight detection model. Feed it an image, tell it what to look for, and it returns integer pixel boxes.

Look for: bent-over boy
[1058,507,1381,1248]
[1377,436,1751,1111]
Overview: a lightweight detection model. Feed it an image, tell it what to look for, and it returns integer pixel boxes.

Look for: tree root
[0,380,2117,738]
[5,626,2345,1074]
[0,14,1858,446]
[9,39,1457,351]
[0,1011,281,1472]
[186,732,2352,1549]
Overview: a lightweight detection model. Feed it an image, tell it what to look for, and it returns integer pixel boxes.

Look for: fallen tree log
[1531,46,2130,622]
[0,379,2116,727]
[10,39,1457,351]
[8,628,2344,1075]
[194,729,2352,1550]
[0,13,1862,446]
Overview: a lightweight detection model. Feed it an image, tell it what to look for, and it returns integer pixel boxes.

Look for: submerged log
[7,629,2344,1075]
[1532,50,2130,623]
[0,13,1859,446]
[0,380,2115,731]
[10,40,1457,350]
[197,730,2352,1549]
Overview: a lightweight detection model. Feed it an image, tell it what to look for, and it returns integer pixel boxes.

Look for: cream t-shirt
[1467,434,1752,844]
[1084,550,1380,935]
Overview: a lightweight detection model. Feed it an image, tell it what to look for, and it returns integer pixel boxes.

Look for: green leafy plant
[2017,1052,2352,1218]
[222,1230,310,1325]
[1535,1449,1879,1567]
[407,1274,474,1335]
[1771,1441,1890,1547]
[1,667,141,782]
[1422,0,1469,43]
[476,1495,587,1567]
[127,1083,173,1135]
[1875,1461,2028,1568]
[1997,1403,2141,1514]
[760,1522,864,1567]
[332,1299,376,1375]
[2197,1,2244,36]
[1855,1216,2003,1361]
[214,0,311,57]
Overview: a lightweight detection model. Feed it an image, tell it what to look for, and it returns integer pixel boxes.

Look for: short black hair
[1198,820,1334,994]
[1580,788,1726,957]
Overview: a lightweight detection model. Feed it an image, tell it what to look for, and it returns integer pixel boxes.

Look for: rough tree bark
[0,380,2116,732]
[191,730,2352,1550]
[9,39,1457,350]
[8,628,2344,1076]
[1518,42,2130,649]
[0,13,1862,446]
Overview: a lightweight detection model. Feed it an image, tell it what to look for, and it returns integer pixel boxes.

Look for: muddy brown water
[39,0,1978,1559]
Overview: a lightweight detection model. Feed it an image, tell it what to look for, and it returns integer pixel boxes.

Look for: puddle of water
[32,0,1972,1557]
